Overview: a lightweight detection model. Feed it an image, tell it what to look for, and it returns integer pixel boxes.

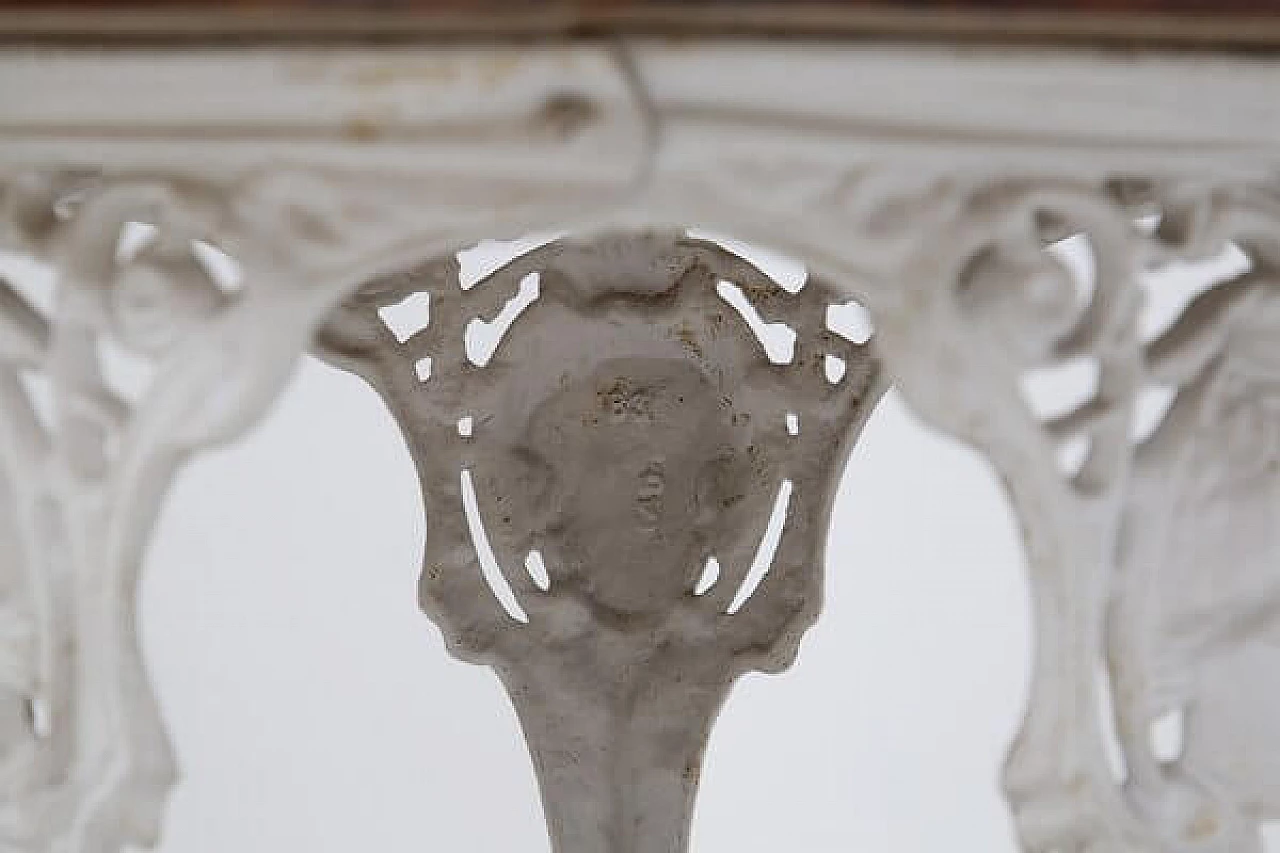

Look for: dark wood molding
[1,2,1279,49]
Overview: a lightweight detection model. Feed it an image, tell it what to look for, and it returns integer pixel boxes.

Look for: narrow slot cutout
[459,469,528,623]
[191,240,244,295]
[1096,666,1128,782]
[726,479,793,614]
[824,354,847,384]
[524,550,551,591]
[694,556,720,596]
[27,696,50,740]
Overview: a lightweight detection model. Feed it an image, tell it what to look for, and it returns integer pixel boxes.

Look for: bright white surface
[141,359,1032,853]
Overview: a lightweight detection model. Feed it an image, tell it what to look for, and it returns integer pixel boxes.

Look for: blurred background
[2,232,1266,851]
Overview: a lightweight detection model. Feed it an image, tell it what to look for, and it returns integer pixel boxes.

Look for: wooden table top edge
[1,5,1280,52]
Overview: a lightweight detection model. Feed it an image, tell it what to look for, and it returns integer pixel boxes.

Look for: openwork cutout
[317,230,885,852]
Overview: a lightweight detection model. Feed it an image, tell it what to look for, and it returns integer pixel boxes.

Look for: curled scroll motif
[0,170,281,853]
[317,230,886,853]
[866,175,1280,853]
[860,176,1160,853]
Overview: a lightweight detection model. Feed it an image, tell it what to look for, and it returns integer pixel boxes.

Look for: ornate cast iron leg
[316,231,885,853]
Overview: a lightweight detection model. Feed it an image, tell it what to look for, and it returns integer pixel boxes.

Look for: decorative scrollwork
[0,169,263,853]
[849,172,1280,853]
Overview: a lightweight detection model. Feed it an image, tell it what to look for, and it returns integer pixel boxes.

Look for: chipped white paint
[1,38,1279,853]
